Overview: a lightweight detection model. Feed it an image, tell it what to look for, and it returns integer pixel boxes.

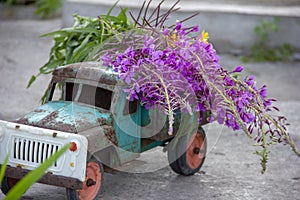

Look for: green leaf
[0,155,9,184]
[69,34,93,63]
[70,41,97,63]
[27,75,36,88]
[107,0,120,16]
[118,7,128,23]
[39,59,63,74]
[29,3,133,100]
[84,42,107,61]
[70,27,100,35]
[34,0,63,19]
[4,144,70,200]
[41,87,49,104]
[40,28,72,38]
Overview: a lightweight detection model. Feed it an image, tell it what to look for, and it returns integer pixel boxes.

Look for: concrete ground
[0,18,300,200]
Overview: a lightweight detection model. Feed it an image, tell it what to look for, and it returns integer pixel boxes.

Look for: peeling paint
[52,62,119,85]
[15,101,112,133]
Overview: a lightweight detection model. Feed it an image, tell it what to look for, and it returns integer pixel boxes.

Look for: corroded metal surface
[15,101,112,133]
[2,165,83,190]
[79,125,118,159]
[103,125,118,147]
[52,62,119,85]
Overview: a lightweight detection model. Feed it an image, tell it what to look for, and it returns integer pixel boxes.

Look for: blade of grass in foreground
[0,155,9,183]
[4,144,71,200]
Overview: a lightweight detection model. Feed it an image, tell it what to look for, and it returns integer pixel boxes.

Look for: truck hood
[15,101,112,133]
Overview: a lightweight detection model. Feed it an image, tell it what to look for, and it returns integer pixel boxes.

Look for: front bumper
[1,165,83,189]
[0,120,88,186]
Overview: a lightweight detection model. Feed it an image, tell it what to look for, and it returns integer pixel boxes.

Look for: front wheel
[66,157,104,200]
[1,177,19,195]
[168,127,207,176]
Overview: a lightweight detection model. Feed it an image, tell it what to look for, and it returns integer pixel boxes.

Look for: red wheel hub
[186,131,205,169]
[78,162,102,200]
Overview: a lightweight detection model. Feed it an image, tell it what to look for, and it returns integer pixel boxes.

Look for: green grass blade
[0,155,9,183]
[107,0,120,16]
[118,7,128,23]
[4,144,70,200]
[27,75,36,88]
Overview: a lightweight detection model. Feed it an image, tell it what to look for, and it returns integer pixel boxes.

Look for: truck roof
[52,62,119,85]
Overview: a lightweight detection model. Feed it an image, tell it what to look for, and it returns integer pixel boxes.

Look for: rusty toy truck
[0,62,207,199]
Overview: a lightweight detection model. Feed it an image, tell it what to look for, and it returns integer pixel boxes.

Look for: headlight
[69,141,79,152]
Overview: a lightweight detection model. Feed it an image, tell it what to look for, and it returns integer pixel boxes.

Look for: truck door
[113,91,141,164]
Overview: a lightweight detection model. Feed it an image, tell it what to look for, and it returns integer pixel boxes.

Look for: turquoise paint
[18,101,112,133]
[114,92,141,162]
[19,101,68,123]
[141,107,150,127]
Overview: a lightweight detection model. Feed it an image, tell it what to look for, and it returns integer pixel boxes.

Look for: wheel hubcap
[86,178,96,187]
[78,162,102,200]
[193,147,200,154]
[186,131,205,169]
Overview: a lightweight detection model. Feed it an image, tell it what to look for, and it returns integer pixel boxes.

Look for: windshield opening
[51,82,112,110]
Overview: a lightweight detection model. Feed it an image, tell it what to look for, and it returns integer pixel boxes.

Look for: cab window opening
[52,81,112,110]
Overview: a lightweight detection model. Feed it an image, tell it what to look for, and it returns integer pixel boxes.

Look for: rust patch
[44,121,77,133]
[35,111,78,133]
[53,132,57,137]
[34,109,45,113]
[3,165,83,190]
[52,63,118,85]
[103,165,118,174]
[14,118,30,125]
[103,126,118,146]
[97,117,108,126]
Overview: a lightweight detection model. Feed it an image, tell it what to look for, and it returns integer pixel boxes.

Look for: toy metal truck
[0,62,207,199]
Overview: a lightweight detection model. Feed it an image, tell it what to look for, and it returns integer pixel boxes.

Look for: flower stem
[191,51,252,138]
[142,64,174,135]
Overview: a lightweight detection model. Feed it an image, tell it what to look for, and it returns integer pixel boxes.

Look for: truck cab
[0,62,207,200]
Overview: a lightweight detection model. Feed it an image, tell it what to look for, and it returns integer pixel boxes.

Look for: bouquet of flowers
[35,0,299,173]
[98,0,300,173]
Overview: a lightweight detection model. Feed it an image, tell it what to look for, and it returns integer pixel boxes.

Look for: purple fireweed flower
[163,28,169,35]
[217,108,226,124]
[259,85,267,98]
[232,66,243,73]
[175,22,182,31]
[101,54,112,66]
[152,50,164,61]
[192,25,199,32]
[99,22,290,157]
[246,76,255,86]
[224,76,235,86]
[242,112,255,123]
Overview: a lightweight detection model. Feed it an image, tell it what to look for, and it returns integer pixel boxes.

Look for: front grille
[12,137,61,168]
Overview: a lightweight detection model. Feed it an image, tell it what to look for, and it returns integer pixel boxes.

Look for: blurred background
[1,0,300,55]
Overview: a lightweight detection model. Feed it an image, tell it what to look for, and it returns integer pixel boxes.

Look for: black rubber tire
[66,157,104,200]
[1,177,19,195]
[168,145,183,175]
[168,127,207,176]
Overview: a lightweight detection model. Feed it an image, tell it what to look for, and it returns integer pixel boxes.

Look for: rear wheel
[1,177,19,195]
[66,157,104,200]
[168,127,207,176]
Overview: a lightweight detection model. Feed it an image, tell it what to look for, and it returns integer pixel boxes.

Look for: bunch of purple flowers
[100,22,299,173]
